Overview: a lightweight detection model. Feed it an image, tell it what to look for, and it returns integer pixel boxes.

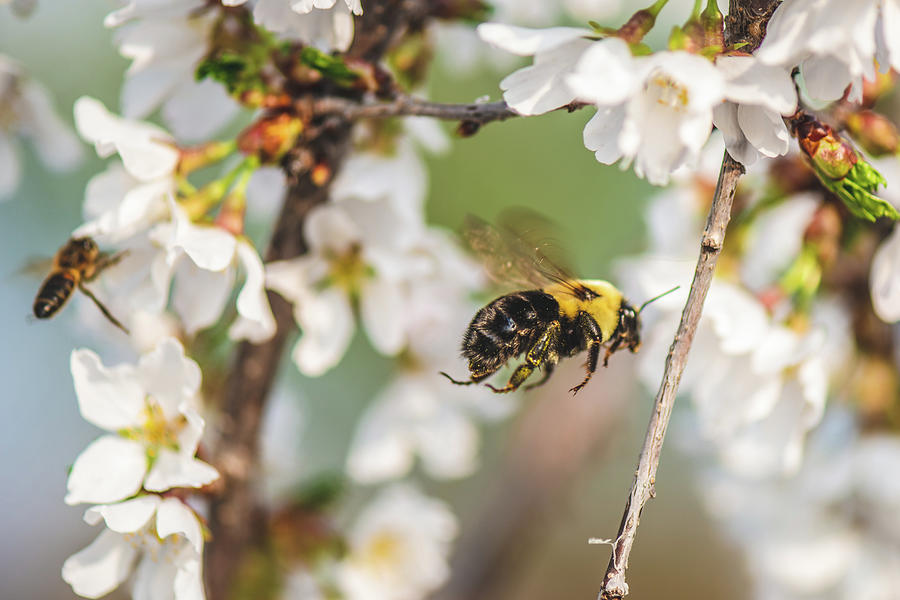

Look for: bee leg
[523,362,555,391]
[602,336,623,367]
[570,339,601,395]
[440,372,479,386]
[78,283,130,334]
[486,322,560,394]
[86,250,129,282]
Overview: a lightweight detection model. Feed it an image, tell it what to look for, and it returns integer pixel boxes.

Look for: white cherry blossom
[65,338,218,505]
[73,97,275,341]
[266,196,426,375]
[0,55,83,200]
[226,0,363,51]
[106,0,239,141]
[62,495,207,600]
[757,0,900,103]
[337,484,457,600]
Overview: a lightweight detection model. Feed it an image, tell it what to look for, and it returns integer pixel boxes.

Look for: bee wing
[16,256,54,279]
[463,210,592,298]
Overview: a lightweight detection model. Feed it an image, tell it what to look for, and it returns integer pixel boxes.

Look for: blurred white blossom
[0,55,83,200]
[63,495,207,600]
[702,411,900,600]
[226,0,363,51]
[66,338,218,506]
[757,0,900,103]
[106,0,239,141]
[337,484,457,600]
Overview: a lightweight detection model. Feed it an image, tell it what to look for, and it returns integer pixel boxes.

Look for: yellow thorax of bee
[543,279,624,342]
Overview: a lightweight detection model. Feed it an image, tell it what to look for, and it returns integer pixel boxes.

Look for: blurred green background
[0,2,747,599]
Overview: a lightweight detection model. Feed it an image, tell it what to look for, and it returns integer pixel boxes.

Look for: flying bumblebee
[441,213,675,395]
[33,236,129,333]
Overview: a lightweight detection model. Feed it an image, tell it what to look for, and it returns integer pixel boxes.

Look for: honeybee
[442,213,675,394]
[33,237,129,333]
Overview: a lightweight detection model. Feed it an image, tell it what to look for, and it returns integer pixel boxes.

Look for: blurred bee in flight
[33,236,129,333]
[441,212,676,394]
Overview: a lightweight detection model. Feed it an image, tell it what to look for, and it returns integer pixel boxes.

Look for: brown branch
[598,1,778,596]
[598,152,743,599]
[311,95,587,126]
[204,2,420,598]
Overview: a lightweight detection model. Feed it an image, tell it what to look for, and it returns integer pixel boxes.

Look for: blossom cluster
[62,338,218,599]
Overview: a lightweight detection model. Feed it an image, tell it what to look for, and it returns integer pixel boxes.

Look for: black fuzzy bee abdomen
[462,290,560,378]
[33,271,76,319]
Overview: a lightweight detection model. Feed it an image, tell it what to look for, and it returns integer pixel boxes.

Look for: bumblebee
[33,236,129,333]
[442,214,672,395]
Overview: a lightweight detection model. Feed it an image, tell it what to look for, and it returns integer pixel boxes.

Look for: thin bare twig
[598,1,779,596]
[311,95,587,126]
[599,153,743,599]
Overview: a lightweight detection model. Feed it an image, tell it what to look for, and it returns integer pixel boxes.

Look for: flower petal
[229,241,277,343]
[145,448,219,493]
[291,287,354,376]
[62,529,137,599]
[138,337,201,419]
[85,495,161,532]
[360,276,406,356]
[71,348,145,430]
[477,23,591,56]
[156,497,204,553]
[66,435,148,505]
[583,105,626,165]
[870,225,900,322]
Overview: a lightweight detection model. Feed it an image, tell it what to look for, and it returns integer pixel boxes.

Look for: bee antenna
[637,286,680,314]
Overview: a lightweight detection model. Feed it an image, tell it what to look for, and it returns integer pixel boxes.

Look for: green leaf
[196,54,249,91]
[299,47,358,84]
[817,160,899,222]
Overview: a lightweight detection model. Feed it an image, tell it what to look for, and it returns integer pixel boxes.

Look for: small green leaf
[300,47,358,83]
[817,160,899,222]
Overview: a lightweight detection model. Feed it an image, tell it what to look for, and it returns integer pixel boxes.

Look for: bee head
[618,302,641,353]
[71,237,99,257]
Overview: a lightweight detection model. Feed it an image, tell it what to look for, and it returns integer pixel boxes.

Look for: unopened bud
[791,114,857,179]
[617,0,667,44]
[845,110,899,156]
[790,111,897,222]
[237,112,303,163]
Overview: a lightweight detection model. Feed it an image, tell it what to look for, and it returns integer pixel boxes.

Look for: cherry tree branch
[204,3,423,598]
[311,95,586,126]
[599,152,743,599]
[598,1,778,596]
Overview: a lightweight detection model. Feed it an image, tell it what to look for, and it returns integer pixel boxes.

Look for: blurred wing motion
[462,209,594,299]
[17,256,54,279]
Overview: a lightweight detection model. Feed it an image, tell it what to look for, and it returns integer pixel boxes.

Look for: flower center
[120,398,184,458]
[648,73,689,111]
[360,531,404,573]
[325,243,372,294]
